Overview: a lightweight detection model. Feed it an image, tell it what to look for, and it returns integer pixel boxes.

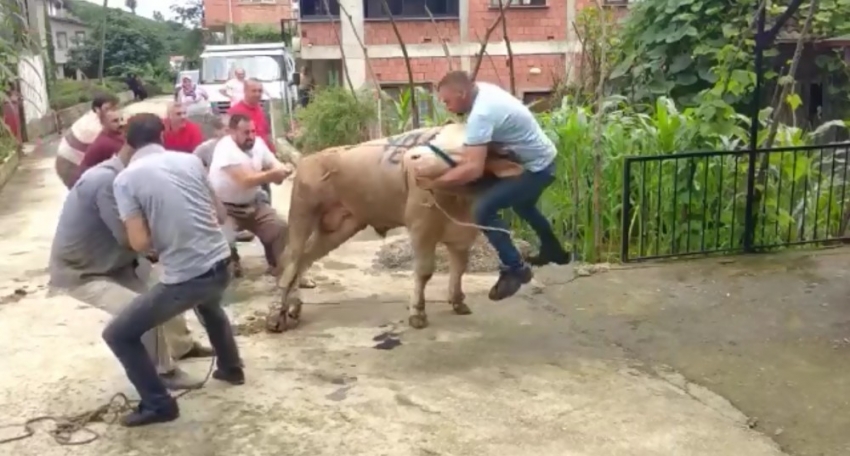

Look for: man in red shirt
[227,79,275,203]
[227,79,274,153]
[72,109,126,186]
[162,102,204,153]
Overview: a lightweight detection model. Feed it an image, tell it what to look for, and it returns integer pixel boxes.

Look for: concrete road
[0,98,785,456]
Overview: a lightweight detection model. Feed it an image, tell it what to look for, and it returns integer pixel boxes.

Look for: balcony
[298,0,460,21]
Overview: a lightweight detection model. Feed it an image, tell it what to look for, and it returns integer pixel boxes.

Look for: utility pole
[98,0,108,83]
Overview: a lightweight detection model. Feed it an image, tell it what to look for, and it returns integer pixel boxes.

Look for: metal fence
[620,142,850,262]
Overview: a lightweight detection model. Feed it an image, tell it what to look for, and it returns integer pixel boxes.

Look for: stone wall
[25,90,134,139]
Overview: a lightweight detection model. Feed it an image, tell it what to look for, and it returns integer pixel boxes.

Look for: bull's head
[402,123,467,179]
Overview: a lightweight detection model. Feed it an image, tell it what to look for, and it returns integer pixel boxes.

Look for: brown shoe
[177,343,215,360]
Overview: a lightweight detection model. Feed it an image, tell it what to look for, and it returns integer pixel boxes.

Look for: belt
[195,257,231,280]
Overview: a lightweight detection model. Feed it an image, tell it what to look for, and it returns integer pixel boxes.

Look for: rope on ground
[0,354,216,446]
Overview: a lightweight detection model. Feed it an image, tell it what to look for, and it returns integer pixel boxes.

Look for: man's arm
[93,173,130,247]
[113,173,152,253]
[192,158,227,224]
[215,140,283,188]
[433,112,492,186]
[258,139,290,174]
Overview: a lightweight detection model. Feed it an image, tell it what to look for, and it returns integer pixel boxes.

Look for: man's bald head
[244,78,263,105]
[437,71,476,115]
[166,102,187,127]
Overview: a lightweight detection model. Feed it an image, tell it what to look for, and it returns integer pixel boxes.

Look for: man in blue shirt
[431,71,570,300]
[105,113,243,427]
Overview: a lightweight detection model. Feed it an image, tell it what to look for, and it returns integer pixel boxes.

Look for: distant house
[47,0,89,80]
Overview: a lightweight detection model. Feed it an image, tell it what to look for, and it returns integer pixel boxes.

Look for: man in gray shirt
[105,113,243,427]
[49,150,213,391]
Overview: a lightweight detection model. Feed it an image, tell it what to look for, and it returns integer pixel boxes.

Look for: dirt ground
[0,97,845,456]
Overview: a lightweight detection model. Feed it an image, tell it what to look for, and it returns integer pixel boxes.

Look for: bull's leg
[409,237,438,329]
[268,206,318,333]
[445,244,472,316]
[282,216,364,326]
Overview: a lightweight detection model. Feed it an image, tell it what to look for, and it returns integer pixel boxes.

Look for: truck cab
[198,43,297,117]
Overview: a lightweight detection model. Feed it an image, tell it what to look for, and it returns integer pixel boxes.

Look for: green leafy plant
[294,86,377,153]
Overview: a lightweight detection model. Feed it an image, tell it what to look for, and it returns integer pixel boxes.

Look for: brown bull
[267,124,521,332]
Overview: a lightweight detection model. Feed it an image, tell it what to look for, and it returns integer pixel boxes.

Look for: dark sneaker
[488,265,534,301]
[525,249,571,267]
[212,367,245,385]
[160,367,204,391]
[177,343,215,361]
[120,399,179,427]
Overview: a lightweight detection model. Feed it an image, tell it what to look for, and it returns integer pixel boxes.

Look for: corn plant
[529,94,850,262]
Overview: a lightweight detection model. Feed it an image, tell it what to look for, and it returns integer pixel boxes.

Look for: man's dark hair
[91,92,119,112]
[125,113,165,149]
[437,71,473,90]
[228,113,252,129]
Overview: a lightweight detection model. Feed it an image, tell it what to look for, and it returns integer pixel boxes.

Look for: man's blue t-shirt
[464,82,556,173]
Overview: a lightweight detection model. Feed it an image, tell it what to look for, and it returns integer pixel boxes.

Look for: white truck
[197,42,298,135]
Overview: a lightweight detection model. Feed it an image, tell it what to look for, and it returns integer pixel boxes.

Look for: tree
[171,0,203,27]
[67,12,168,78]
[152,10,164,21]
[125,0,137,15]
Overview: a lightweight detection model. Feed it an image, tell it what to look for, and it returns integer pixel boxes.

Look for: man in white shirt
[209,113,292,274]
[220,68,246,104]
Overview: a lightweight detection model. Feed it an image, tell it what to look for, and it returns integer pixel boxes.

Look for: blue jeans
[473,162,559,272]
[102,258,242,412]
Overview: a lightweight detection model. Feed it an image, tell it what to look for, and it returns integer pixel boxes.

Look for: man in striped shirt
[55,93,119,189]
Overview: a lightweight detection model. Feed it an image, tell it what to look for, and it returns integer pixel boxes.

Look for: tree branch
[337,1,383,136]
[764,0,817,148]
[378,0,419,128]
[424,5,453,71]
[496,0,516,96]
[321,0,354,93]
[470,13,505,80]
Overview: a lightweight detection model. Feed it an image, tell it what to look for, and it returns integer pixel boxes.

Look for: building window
[488,0,546,7]
[522,90,553,112]
[55,32,68,50]
[365,0,460,19]
[381,83,435,122]
[299,0,339,18]
[74,31,86,45]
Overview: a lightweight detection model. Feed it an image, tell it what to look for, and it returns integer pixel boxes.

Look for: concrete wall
[25,90,134,139]
[18,54,50,124]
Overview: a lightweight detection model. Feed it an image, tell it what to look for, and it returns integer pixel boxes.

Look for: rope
[0,305,217,446]
[424,190,513,235]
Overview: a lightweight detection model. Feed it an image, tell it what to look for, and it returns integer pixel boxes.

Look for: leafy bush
[294,87,377,153]
[528,96,849,262]
[50,78,128,110]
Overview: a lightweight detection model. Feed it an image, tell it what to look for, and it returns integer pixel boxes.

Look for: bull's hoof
[451,301,472,315]
[409,314,429,329]
[285,313,301,330]
[265,311,288,333]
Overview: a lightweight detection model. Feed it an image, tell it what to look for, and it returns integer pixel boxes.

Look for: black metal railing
[621,142,850,262]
